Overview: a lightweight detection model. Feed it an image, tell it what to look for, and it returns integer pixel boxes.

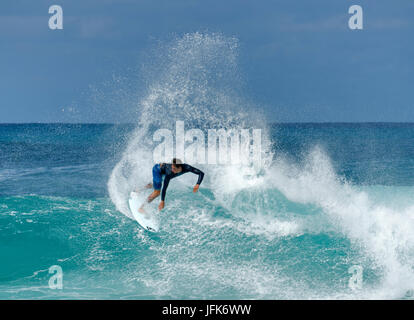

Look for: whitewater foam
[268,146,414,298]
[108,32,272,219]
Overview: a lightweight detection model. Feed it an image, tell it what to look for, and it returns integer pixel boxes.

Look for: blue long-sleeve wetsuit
[160,163,204,201]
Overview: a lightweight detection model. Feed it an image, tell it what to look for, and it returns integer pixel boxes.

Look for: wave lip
[269,147,414,299]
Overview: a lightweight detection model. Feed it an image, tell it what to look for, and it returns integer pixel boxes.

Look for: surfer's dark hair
[172,158,183,168]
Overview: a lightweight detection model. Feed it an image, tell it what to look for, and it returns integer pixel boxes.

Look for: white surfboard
[128,191,159,233]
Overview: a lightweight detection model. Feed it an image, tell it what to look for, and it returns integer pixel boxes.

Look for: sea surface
[1,122,414,299]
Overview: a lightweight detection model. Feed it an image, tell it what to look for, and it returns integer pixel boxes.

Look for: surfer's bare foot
[134,183,152,193]
[138,207,146,214]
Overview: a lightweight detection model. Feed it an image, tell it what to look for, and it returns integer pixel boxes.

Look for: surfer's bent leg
[147,190,160,203]
[139,165,162,213]
[148,163,162,203]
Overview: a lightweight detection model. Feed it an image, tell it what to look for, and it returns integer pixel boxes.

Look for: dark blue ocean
[1,123,414,299]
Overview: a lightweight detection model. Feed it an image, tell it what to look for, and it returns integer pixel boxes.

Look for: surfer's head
[172,158,183,173]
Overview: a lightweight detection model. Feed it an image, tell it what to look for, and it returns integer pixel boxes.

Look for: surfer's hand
[193,184,200,193]
[158,201,165,211]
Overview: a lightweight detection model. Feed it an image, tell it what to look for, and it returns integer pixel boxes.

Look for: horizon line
[2,122,414,125]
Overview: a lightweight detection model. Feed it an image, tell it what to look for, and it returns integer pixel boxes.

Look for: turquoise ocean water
[1,123,414,299]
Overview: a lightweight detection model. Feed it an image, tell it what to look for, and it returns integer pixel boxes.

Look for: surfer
[139,158,204,212]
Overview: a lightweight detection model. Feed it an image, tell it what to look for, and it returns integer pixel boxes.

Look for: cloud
[0,14,120,41]
[0,15,46,37]
[74,16,117,39]
[276,14,349,32]
[369,18,413,30]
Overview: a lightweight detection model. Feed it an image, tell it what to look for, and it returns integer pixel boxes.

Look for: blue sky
[1,0,413,122]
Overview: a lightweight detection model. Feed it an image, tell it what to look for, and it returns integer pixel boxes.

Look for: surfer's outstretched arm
[184,165,204,192]
[158,176,171,211]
